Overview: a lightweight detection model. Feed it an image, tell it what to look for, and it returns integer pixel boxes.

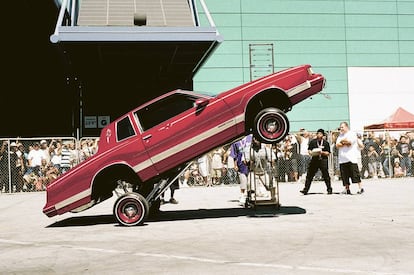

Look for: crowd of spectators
[342,131,414,179]
[185,129,414,186]
[0,138,98,193]
[181,130,318,186]
[2,129,413,193]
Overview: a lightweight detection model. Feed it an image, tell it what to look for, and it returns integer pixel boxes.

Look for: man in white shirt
[335,122,364,195]
[298,129,311,181]
[40,140,51,164]
[27,142,44,175]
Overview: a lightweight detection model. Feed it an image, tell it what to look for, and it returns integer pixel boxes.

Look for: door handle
[143,134,152,141]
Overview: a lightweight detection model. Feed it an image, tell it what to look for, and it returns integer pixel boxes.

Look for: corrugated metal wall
[193,0,414,132]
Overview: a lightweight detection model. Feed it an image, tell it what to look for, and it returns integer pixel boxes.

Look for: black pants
[161,179,179,199]
[339,162,361,186]
[360,155,369,178]
[303,159,332,193]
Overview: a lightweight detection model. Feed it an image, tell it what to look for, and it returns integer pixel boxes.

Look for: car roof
[135,89,210,110]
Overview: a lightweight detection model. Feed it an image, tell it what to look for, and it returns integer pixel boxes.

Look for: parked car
[43,64,326,226]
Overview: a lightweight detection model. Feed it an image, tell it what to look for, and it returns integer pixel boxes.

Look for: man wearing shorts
[336,122,364,195]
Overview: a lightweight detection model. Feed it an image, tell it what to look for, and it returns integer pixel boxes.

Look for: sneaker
[160,199,166,205]
[169,198,178,204]
[341,189,352,195]
[327,189,332,195]
[300,190,308,195]
[357,188,364,194]
[238,195,246,206]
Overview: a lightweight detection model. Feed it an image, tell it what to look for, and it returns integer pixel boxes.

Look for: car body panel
[136,93,236,174]
[43,64,325,217]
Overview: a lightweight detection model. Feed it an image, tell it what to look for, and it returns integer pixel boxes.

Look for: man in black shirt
[300,129,332,195]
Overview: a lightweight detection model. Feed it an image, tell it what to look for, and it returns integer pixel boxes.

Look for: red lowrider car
[43,64,325,226]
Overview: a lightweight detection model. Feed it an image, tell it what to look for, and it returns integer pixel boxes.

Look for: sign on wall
[98,116,110,128]
[84,116,97,129]
[84,115,110,128]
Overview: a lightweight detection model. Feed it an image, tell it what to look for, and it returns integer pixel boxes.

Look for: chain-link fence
[0,137,99,193]
[177,132,332,187]
[179,130,413,187]
[2,131,412,193]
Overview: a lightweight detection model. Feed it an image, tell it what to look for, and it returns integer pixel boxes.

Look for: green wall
[194,0,414,132]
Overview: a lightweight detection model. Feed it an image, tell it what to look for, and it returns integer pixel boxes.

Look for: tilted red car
[43,64,325,226]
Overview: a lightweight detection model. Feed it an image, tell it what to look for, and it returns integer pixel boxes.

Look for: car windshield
[135,93,199,131]
[193,91,215,98]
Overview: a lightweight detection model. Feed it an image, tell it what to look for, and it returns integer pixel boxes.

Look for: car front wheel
[253,108,289,144]
[113,192,149,226]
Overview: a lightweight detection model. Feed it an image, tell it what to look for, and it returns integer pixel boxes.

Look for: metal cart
[245,143,280,213]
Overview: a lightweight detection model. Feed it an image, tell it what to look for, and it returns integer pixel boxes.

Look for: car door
[135,92,236,174]
[113,114,158,181]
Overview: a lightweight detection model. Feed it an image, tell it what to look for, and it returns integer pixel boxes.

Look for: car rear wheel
[253,108,289,144]
[113,192,149,226]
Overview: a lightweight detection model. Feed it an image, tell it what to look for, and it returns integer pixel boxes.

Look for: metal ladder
[249,43,274,81]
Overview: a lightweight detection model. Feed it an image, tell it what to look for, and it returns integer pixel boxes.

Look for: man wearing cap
[300,129,333,195]
[40,140,51,164]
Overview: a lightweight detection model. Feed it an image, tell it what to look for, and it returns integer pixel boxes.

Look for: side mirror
[195,98,209,108]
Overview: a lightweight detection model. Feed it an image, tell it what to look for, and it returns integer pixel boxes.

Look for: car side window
[117,116,135,141]
[135,94,197,131]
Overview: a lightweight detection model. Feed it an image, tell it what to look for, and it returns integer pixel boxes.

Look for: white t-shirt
[211,148,224,169]
[197,155,209,177]
[336,130,360,164]
[226,147,234,169]
[28,149,44,167]
[300,137,309,155]
[41,148,51,164]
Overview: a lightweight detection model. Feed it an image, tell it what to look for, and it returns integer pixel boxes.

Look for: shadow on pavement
[47,206,306,227]
[47,214,117,227]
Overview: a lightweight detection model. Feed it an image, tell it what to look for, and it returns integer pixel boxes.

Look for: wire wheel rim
[117,198,144,225]
[257,113,287,141]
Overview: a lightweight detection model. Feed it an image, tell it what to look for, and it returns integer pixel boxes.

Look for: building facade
[194,0,414,132]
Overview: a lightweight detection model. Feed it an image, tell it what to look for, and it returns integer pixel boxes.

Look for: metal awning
[51,25,222,80]
[50,0,223,136]
[51,0,222,79]
[51,26,222,43]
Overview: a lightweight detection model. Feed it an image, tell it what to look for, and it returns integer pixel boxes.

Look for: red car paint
[43,64,325,217]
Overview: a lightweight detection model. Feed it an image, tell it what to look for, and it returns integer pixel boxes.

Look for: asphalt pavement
[1,177,414,274]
